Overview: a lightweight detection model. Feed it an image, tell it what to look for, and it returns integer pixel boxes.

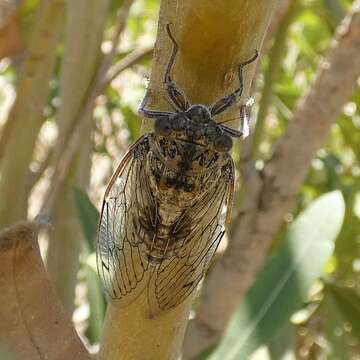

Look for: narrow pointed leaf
[73,187,105,343]
[209,191,345,360]
[324,292,349,360]
[73,186,99,252]
[324,281,360,337]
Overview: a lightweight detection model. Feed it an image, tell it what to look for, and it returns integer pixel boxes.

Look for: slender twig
[94,0,135,93]
[261,0,293,54]
[105,45,153,84]
[39,0,135,215]
[27,147,53,191]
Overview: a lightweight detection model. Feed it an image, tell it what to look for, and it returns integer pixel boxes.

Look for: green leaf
[323,0,347,26]
[324,281,360,337]
[73,187,105,343]
[122,105,141,142]
[209,191,345,360]
[324,291,349,360]
[267,322,297,360]
[82,253,106,344]
[73,187,99,253]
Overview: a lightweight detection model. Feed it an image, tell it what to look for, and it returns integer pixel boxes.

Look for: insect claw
[165,23,178,49]
[239,49,259,68]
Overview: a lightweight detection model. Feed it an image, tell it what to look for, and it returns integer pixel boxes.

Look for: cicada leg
[210,50,258,117]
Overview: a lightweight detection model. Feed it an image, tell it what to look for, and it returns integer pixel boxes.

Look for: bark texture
[99,1,277,359]
[184,2,360,357]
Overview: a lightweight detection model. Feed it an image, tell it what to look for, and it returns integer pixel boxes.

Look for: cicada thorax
[147,133,230,204]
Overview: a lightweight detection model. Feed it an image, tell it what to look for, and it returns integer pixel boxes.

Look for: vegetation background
[0,0,359,359]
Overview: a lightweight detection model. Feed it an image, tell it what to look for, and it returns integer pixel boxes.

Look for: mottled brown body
[143,134,233,262]
[97,133,234,313]
[96,24,257,313]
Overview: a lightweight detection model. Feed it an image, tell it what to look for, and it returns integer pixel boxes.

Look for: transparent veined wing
[96,135,155,306]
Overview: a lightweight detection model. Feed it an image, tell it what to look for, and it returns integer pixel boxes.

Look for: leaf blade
[73,186,99,253]
[209,191,345,360]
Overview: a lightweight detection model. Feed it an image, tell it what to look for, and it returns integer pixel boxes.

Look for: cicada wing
[96,135,154,307]
[150,161,235,313]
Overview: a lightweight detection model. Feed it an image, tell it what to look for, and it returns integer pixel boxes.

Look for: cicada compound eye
[154,118,172,136]
[214,134,233,153]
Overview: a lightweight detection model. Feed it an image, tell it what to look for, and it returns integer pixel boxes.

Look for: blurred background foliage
[0,0,359,359]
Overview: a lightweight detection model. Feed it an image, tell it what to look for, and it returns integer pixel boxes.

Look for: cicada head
[153,105,233,153]
[185,104,212,125]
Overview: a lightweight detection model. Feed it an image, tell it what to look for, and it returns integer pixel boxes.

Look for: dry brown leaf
[0,222,91,360]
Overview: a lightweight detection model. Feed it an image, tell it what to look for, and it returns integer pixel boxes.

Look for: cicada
[97,24,258,315]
